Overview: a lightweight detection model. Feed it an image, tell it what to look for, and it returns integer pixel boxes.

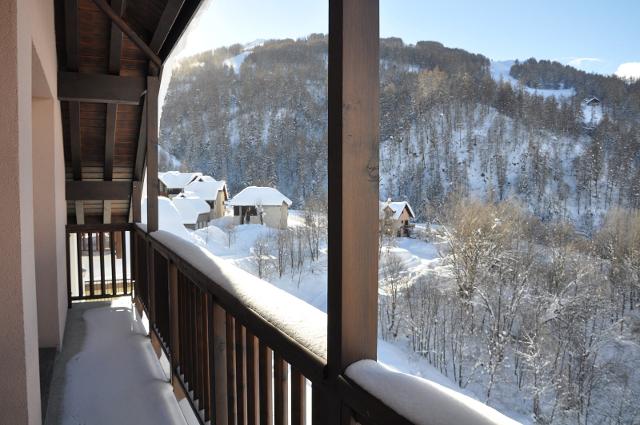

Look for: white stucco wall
[0,0,65,423]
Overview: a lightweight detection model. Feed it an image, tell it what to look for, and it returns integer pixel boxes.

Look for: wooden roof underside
[55,0,203,224]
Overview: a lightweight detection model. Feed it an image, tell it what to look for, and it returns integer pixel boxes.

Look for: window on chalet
[377,2,640,424]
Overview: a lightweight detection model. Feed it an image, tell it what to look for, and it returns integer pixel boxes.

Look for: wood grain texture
[146,76,159,232]
[327,0,380,373]
[258,342,273,425]
[58,72,146,104]
[290,368,306,425]
[213,303,229,425]
[245,330,258,425]
[65,181,131,200]
[273,353,288,425]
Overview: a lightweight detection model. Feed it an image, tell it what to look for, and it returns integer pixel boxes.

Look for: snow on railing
[346,360,522,425]
[137,223,521,425]
[145,226,328,361]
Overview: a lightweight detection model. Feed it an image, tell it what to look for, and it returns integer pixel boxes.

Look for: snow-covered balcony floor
[44,297,189,425]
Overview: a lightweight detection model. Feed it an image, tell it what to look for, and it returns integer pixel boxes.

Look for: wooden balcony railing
[65,223,134,306]
[131,225,418,425]
[65,222,514,424]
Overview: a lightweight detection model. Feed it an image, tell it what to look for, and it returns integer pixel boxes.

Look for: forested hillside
[160,35,640,230]
[159,36,640,424]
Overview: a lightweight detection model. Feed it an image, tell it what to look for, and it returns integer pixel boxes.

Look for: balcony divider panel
[122,230,128,294]
[110,231,116,293]
[99,232,105,295]
[65,224,135,302]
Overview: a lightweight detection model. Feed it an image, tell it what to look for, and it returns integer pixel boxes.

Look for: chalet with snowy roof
[584,96,601,107]
[582,96,603,128]
[172,193,211,230]
[158,171,202,198]
[184,175,229,219]
[227,186,292,229]
[379,200,416,237]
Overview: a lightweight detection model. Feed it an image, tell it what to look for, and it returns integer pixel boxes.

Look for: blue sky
[171,0,640,77]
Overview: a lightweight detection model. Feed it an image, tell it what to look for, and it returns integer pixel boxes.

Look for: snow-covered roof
[227,186,292,207]
[584,96,600,105]
[141,197,192,240]
[185,175,228,201]
[380,200,415,220]
[158,171,202,190]
[172,193,211,224]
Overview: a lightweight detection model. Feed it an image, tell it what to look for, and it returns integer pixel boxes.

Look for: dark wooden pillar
[146,76,160,232]
[327,0,380,386]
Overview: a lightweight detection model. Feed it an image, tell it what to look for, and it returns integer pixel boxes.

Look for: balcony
[50,223,515,425]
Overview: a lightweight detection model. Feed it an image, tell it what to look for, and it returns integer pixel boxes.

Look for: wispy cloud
[567,57,604,68]
[615,62,640,81]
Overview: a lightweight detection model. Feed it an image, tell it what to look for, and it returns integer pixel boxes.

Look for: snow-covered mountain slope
[490,60,575,99]
[161,37,640,232]
[222,39,266,74]
[378,104,610,228]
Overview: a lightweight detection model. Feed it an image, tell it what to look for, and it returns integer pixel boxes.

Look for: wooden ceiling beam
[104,105,117,181]
[59,72,146,104]
[129,96,147,222]
[64,0,85,225]
[64,0,79,71]
[108,0,125,75]
[105,0,126,224]
[69,102,82,180]
[90,0,162,68]
[158,0,204,61]
[69,101,85,225]
[66,181,132,201]
[104,103,117,223]
[150,0,185,54]
[134,97,148,182]
[146,76,160,232]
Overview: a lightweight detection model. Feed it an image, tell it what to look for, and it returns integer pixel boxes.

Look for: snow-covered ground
[52,298,190,425]
[179,211,529,423]
[222,39,266,74]
[147,203,640,424]
[581,101,603,126]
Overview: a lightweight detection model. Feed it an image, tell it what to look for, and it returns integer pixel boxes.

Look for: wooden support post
[110,231,116,295]
[104,102,117,224]
[169,262,179,374]
[213,303,229,425]
[146,76,160,232]
[66,232,72,308]
[132,181,142,222]
[327,0,379,422]
[147,243,156,326]
[291,367,306,425]
[258,342,273,425]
